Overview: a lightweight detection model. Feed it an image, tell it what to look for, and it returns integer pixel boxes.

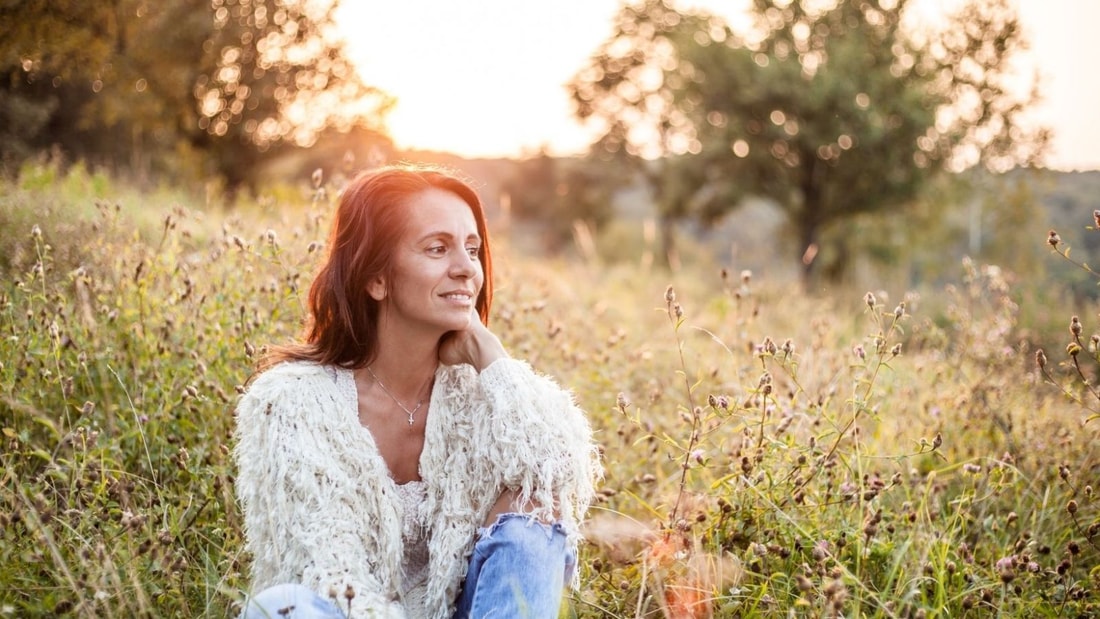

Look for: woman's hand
[438,310,508,371]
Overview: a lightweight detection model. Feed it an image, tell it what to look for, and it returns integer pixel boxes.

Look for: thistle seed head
[996,556,1016,583]
[1048,229,1061,248]
[763,337,777,355]
[1067,341,1082,357]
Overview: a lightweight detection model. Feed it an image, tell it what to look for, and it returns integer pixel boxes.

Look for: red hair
[264,165,493,369]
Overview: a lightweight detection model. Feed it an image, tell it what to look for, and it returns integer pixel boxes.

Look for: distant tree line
[0,0,391,189]
[2,0,1053,284]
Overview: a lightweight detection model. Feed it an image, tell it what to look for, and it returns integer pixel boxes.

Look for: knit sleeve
[233,365,405,619]
[476,358,602,536]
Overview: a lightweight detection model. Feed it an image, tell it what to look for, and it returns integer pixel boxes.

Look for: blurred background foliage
[1,0,1094,344]
[0,0,1095,329]
[0,0,392,190]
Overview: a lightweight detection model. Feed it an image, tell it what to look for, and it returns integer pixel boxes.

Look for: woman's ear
[367,275,387,301]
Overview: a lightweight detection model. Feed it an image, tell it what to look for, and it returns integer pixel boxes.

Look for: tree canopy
[570,0,1048,282]
[0,0,392,187]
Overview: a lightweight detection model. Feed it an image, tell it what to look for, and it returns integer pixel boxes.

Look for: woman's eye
[427,246,446,255]
[466,247,480,259]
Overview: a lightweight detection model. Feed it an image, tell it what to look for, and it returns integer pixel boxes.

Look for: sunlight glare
[335,0,620,158]
[334,0,1099,170]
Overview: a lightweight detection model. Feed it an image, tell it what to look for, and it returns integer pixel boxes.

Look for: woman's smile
[440,290,474,303]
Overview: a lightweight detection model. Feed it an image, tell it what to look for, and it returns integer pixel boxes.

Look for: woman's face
[369,188,484,336]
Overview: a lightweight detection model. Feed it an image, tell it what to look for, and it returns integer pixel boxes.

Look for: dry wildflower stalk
[663,285,702,531]
[781,290,912,507]
[1039,216,1100,422]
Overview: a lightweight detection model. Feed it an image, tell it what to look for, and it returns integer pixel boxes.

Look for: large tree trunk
[658,212,678,270]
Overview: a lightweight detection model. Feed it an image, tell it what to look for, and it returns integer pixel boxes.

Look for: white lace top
[396,481,430,599]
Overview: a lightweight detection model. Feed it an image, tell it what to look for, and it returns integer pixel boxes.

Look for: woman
[233,165,601,618]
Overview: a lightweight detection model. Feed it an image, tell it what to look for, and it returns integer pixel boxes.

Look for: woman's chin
[437,314,473,332]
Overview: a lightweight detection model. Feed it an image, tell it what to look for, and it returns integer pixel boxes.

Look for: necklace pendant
[366,366,428,427]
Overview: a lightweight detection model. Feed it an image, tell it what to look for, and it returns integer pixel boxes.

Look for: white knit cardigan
[233,358,601,618]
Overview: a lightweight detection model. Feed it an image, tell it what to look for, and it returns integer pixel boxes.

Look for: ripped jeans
[240,513,575,619]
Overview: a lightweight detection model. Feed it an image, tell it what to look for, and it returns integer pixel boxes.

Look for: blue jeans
[240,514,574,618]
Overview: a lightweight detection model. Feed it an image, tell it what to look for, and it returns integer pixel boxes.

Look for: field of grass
[1,163,1098,617]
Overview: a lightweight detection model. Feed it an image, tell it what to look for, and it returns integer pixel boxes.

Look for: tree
[190,0,392,187]
[570,0,1047,283]
[0,0,391,187]
[568,0,737,264]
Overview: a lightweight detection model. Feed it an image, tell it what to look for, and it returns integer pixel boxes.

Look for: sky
[336,0,1100,171]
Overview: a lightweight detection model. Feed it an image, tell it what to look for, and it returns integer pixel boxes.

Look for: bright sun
[334,0,620,159]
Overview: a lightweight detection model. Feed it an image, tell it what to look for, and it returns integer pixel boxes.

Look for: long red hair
[264,165,493,370]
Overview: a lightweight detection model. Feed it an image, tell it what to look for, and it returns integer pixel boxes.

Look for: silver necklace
[366,366,427,426]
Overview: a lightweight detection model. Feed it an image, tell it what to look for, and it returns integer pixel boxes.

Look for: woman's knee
[476,514,570,564]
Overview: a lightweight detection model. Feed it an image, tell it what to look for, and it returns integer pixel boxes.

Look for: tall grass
[0,164,1097,617]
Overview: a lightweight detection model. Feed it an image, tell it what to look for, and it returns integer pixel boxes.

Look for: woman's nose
[450,251,477,278]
